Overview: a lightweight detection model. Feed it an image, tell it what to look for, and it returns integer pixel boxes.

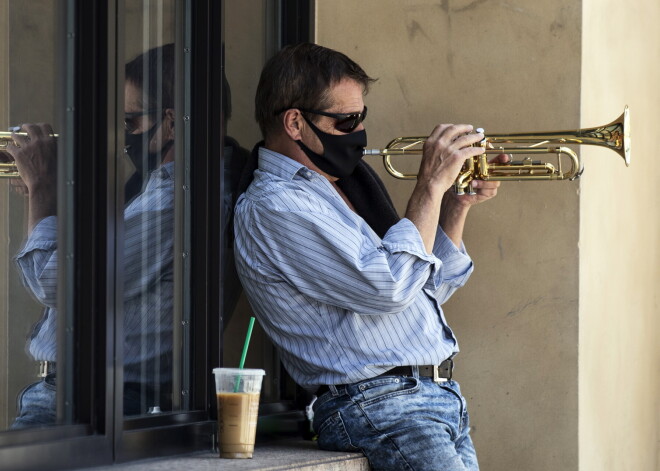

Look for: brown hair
[255,43,376,139]
[125,43,175,110]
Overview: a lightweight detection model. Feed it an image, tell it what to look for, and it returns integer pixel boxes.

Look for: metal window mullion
[172,0,192,412]
[56,0,77,427]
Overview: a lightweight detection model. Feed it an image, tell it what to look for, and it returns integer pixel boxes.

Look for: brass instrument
[0,131,59,179]
[364,106,630,195]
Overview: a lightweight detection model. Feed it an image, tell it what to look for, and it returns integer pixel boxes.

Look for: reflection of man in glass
[6,43,176,427]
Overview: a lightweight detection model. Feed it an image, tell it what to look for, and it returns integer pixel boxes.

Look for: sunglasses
[124,109,162,133]
[298,106,368,133]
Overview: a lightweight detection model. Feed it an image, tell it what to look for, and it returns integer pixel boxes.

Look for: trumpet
[363,106,630,195]
[0,131,59,179]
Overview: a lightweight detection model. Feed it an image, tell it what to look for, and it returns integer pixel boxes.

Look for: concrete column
[579,1,660,470]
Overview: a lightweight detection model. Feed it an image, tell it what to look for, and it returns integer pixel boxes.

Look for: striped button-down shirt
[234,148,474,389]
[14,162,175,384]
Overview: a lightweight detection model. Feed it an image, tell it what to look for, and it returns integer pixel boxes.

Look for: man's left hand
[445,153,509,207]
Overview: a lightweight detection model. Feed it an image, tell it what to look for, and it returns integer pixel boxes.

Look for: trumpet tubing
[0,134,19,178]
[0,162,18,178]
[366,106,630,195]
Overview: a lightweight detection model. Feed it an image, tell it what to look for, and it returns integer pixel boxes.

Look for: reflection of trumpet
[0,131,59,178]
[364,106,630,195]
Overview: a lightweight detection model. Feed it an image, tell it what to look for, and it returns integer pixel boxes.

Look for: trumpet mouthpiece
[363,148,382,156]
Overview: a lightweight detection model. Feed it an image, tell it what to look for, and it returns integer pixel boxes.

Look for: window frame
[0,0,312,467]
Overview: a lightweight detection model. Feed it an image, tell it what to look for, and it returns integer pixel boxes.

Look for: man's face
[301,78,366,155]
[124,81,171,154]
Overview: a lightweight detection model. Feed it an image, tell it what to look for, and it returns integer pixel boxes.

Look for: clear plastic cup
[213,368,265,459]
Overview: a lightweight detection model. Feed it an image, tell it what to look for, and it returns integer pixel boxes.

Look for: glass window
[0,1,73,431]
[120,1,183,418]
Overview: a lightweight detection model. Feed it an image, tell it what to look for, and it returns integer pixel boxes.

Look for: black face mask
[295,116,366,179]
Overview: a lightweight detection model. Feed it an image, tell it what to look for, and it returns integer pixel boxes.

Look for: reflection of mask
[295,116,366,179]
[124,120,163,177]
[124,120,173,202]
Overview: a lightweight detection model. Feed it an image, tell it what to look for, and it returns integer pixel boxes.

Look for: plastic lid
[212,367,266,376]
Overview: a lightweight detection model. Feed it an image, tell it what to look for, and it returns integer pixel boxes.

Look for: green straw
[239,316,256,369]
[234,316,256,392]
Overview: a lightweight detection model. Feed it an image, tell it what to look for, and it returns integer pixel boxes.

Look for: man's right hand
[405,124,485,253]
[416,124,485,193]
[5,123,58,195]
[5,123,58,232]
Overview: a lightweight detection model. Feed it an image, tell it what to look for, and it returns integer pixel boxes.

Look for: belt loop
[38,361,53,378]
[328,385,339,397]
[411,365,420,379]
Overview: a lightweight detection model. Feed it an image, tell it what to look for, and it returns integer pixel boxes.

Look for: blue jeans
[11,374,57,429]
[11,374,172,428]
[312,372,479,471]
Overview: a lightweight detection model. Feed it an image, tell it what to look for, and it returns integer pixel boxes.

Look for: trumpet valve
[477,154,490,179]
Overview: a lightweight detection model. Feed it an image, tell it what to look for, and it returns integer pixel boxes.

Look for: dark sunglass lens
[335,108,367,133]
[125,118,135,132]
[335,116,358,133]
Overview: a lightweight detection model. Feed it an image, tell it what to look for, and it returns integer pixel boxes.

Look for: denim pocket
[316,411,360,452]
[356,376,430,436]
[353,375,420,407]
[15,382,37,413]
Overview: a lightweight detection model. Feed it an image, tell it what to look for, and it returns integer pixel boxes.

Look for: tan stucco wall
[317,1,658,470]
[224,0,271,147]
[579,1,660,470]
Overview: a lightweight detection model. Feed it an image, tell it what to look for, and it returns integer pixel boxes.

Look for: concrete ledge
[87,439,370,471]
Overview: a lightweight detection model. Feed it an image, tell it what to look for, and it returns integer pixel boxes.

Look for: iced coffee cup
[213,368,265,459]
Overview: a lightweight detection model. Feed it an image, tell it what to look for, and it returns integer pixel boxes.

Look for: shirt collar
[258,146,316,181]
[153,160,175,180]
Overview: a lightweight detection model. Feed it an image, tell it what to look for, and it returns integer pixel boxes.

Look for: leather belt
[315,359,454,397]
[38,361,56,378]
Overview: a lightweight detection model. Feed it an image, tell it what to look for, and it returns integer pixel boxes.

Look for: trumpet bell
[484,106,630,167]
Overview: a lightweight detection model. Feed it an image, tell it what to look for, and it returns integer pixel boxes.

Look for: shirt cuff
[430,227,473,288]
[381,218,440,265]
[381,219,447,290]
[14,216,58,260]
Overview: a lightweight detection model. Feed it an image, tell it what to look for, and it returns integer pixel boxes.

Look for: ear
[163,108,175,140]
[281,109,305,141]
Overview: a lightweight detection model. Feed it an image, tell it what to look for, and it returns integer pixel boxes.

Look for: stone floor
[86,439,370,471]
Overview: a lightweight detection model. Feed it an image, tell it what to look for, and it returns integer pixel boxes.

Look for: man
[7,43,176,426]
[234,43,507,470]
